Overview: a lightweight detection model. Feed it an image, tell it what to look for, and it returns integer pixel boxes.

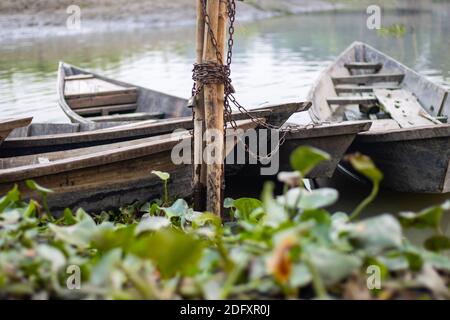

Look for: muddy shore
[0,0,342,41]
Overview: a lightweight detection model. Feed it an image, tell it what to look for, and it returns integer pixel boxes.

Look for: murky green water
[1,6,450,236]
[1,7,449,122]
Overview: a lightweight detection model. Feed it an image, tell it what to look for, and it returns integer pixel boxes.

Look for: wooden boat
[0,117,32,146]
[1,103,307,157]
[0,119,260,213]
[309,41,450,193]
[57,62,190,124]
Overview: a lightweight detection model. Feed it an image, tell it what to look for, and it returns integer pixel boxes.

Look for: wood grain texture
[374,89,437,128]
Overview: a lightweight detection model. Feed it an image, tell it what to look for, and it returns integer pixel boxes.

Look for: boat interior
[309,42,450,134]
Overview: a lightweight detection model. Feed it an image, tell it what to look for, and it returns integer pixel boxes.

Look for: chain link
[191,0,320,162]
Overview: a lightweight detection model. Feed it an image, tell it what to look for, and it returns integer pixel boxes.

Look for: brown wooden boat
[57,62,190,124]
[0,119,260,213]
[309,41,450,193]
[0,117,32,146]
[2,103,306,157]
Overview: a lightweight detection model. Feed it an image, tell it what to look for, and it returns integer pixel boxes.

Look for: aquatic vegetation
[0,147,450,300]
[378,24,407,38]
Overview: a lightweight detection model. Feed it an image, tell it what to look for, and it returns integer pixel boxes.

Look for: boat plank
[335,85,401,93]
[374,89,437,128]
[327,96,378,105]
[86,112,164,122]
[67,91,138,109]
[332,73,405,85]
[344,62,382,71]
[76,104,138,116]
[64,77,128,96]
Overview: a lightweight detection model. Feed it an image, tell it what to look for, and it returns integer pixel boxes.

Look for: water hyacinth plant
[0,146,450,300]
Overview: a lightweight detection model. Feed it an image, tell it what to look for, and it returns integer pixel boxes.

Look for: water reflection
[1,7,449,122]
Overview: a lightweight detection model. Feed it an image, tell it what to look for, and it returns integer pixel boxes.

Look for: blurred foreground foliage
[1,147,450,300]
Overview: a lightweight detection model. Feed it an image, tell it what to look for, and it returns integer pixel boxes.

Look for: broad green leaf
[347,153,383,183]
[290,146,330,176]
[261,182,288,228]
[399,205,443,230]
[192,212,222,229]
[130,229,205,278]
[135,216,171,235]
[223,198,235,209]
[348,215,402,254]
[307,247,362,285]
[37,245,66,272]
[160,199,189,219]
[151,170,170,181]
[49,216,97,249]
[90,249,123,286]
[300,209,332,225]
[278,188,338,210]
[424,235,450,252]
[290,263,312,288]
[25,180,54,194]
[233,198,262,221]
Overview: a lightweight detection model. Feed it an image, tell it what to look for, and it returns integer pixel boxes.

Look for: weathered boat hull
[348,126,450,193]
[1,103,307,157]
[0,117,32,146]
[309,41,450,193]
[239,121,371,179]
[0,120,258,214]
[57,62,190,124]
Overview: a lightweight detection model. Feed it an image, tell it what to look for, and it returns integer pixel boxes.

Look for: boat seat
[86,112,165,122]
[327,96,378,105]
[344,62,382,72]
[64,76,138,109]
[332,73,405,85]
[335,85,401,94]
[76,104,138,116]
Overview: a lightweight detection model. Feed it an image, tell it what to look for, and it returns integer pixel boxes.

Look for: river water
[1,6,450,237]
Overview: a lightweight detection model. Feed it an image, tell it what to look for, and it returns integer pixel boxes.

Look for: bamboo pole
[216,0,228,212]
[202,0,224,216]
[193,0,207,211]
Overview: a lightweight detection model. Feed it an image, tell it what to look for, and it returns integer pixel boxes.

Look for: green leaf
[0,184,20,211]
[25,180,54,194]
[160,199,189,219]
[347,153,383,183]
[278,188,338,210]
[307,247,362,285]
[62,208,77,225]
[233,198,262,221]
[290,263,312,288]
[261,182,288,228]
[130,229,205,278]
[192,212,222,230]
[424,235,450,252]
[151,170,170,181]
[223,198,235,209]
[300,209,332,225]
[49,215,97,249]
[348,215,402,254]
[399,205,444,230]
[135,216,171,235]
[37,245,66,272]
[90,249,123,286]
[290,146,330,176]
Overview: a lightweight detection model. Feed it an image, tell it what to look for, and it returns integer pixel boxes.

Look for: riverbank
[0,0,342,42]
